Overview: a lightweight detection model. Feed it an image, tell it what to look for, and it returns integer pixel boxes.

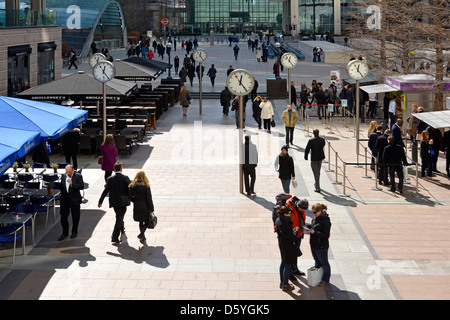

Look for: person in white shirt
[259,97,274,133]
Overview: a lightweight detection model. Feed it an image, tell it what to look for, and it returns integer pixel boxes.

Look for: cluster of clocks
[89,53,116,83]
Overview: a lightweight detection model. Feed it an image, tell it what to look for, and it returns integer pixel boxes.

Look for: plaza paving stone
[0,40,449,301]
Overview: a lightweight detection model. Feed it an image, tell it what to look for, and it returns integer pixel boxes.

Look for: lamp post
[275,42,281,77]
[166,42,172,78]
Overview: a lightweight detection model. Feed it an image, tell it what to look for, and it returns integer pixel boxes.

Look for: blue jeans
[279,261,293,286]
[281,179,291,194]
[311,247,331,283]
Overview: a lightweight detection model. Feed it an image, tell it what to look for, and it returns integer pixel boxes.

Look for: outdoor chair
[0,225,24,263]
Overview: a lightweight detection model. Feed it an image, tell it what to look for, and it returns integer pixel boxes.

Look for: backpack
[272,193,292,227]
[231,98,239,111]
[286,196,308,233]
[339,87,347,99]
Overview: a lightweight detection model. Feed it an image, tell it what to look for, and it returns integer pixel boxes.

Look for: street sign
[161,18,169,25]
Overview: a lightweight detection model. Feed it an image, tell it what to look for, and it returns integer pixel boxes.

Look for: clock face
[227,69,254,96]
[347,60,369,80]
[281,52,298,69]
[89,53,106,68]
[193,49,208,62]
[92,60,116,82]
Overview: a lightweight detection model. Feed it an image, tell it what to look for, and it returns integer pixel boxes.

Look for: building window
[8,45,31,97]
[38,42,56,85]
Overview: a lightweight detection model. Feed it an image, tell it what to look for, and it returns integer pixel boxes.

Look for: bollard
[339,162,350,197]
[332,152,342,184]
[362,147,371,178]
[371,157,382,191]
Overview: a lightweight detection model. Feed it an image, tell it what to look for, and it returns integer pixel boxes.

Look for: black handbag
[146,212,158,229]
[271,118,276,127]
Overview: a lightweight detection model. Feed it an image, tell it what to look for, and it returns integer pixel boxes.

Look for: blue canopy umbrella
[0,96,88,142]
[0,127,41,176]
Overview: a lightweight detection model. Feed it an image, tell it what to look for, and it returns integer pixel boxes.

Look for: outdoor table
[0,213,34,251]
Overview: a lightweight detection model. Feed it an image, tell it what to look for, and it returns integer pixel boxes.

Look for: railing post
[325,141,334,172]
[339,162,350,197]
[332,152,341,185]
[372,157,382,191]
[412,160,421,198]
[362,147,371,178]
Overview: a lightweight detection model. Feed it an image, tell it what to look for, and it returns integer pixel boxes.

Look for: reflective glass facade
[46,0,126,54]
[187,0,283,34]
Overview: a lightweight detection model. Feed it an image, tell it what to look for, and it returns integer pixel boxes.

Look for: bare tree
[346,0,449,110]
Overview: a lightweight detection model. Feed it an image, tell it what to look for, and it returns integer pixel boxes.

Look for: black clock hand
[236,75,248,92]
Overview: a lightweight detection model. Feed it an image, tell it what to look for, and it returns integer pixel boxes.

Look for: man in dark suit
[383,136,408,193]
[305,129,326,193]
[375,129,391,185]
[368,125,383,171]
[59,165,85,241]
[391,119,405,149]
[98,162,131,243]
[242,136,258,197]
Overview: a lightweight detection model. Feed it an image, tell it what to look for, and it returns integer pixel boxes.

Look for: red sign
[161,18,169,25]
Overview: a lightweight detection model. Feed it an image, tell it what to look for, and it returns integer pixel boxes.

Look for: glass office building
[186,0,284,34]
[298,0,360,35]
[46,0,127,56]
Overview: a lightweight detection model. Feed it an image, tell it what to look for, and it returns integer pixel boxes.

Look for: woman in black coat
[129,171,154,243]
[420,131,433,179]
[306,203,332,287]
[275,206,297,291]
[252,96,262,129]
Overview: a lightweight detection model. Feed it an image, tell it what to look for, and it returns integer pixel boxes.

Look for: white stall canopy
[413,110,450,129]
[360,83,399,94]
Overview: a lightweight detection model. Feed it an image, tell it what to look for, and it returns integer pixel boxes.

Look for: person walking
[428,126,442,173]
[420,130,433,179]
[252,96,262,130]
[62,128,81,170]
[187,63,195,86]
[242,135,258,197]
[232,96,246,129]
[256,47,262,62]
[290,81,297,109]
[129,171,154,244]
[275,206,297,291]
[220,86,232,116]
[98,162,131,243]
[180,85,191,117]
[306,203,332,287]
[304,129,326,193]
[206,64,217,87]
[174,56,179,73]
[315,87,326,120]
[58,165,85,241]
[101,134,118,182]
[178,66,187,85]
[383,136,408,193]
[196,64,205,83]
[233,44,240,60]
[281,104,299,146]
[68,50,78,70]
[274,145,296,194]
[273,61,280,78]
[260,97,274,133]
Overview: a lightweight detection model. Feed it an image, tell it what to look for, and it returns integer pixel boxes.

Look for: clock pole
[103,82,107,142]
[356,79,360,164]
[199,61,203,115]
[288,68,291,105]
[239,95,244,194]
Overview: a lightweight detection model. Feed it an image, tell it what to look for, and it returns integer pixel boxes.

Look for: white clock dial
[89,53,106,68]
[227,69,254,96]
[347,60,369,80]
[92,60,116,83]
[193,49,208,63]
[281,52,298,69]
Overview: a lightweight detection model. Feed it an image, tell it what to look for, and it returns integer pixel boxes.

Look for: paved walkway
[1,41,449,301]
